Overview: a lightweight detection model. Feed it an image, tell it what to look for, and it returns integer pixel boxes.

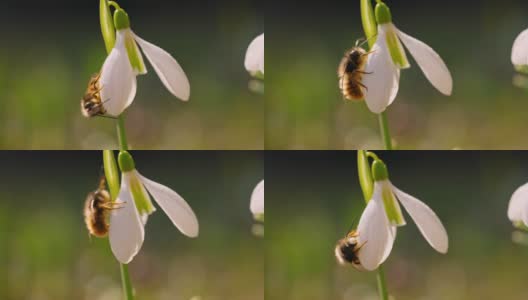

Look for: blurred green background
[0,0,263,149]
[266,0,528,149]
[266,151,528,299]
[1,151,263,299]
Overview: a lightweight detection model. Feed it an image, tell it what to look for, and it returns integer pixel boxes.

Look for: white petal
[508,182,528,223]
[133,33,191,101]
[512,28,528,67]
[137,172,199,237]
[109,173,145,264]
[357,183,393,271]
[245,33,264,74]
[396,27,453,96]
[387,69,400,105]
[363,28,400,114]
[381,226,397,262]
[100,31,137,116]
[250,180,264,215]
[392,184,448,253]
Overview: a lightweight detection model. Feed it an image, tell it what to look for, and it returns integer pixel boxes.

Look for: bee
[338,39,373,101]
[81,72,108,118]
[335,229,366,271]
[83,175,122,238]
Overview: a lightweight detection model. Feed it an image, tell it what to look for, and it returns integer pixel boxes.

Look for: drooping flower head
[109,151,199,263]
[250,180,264,221]
[507,182,528,228]
[356,156,448,271]
[362,1,452,113]
[99,7,190,117]
[512,28,528,73]
[245,33,264,76]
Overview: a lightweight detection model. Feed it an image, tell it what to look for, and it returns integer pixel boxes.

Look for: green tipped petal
[381,182,406,226]
[129,173,156,216]
[122,30,147,74]
[384,25,410,69]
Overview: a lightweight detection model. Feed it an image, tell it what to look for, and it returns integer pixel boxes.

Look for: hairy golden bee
[83,175,121,238]
[338,41,373,101]
[335,230,365,271]
[81,73,107,118]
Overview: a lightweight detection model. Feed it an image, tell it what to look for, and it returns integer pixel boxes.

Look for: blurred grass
[0,151,263,299]
[266,151,528,299]
[266,0,528,149]
[0,1,263,149]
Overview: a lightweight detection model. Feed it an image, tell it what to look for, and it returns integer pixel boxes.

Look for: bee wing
[133,32,191,101]
[357,184,393,271]
[392,184,448,254]
[136,172,199,238]
[109,175,145,264]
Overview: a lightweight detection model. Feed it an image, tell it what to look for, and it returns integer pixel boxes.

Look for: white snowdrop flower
[100,9,190,117]
[245,33,264,75]
[250,180,264,216]
[512,28,528,72]
[362,2,452,113]
[109,151,198,264]
[356,159,448,271]
[507,182,528,226]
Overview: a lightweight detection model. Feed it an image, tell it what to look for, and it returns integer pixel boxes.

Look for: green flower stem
[376,265,389,300]
[120,264,134,300]
[359,0,391,296]
[117,115,129,151]
[378,112,393,150]
[357,150,390,300]
[100,1,133,299]
[108,1,121,10]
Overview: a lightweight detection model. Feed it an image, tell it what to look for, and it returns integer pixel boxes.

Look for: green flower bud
[118,151,135,172]
[375,2,392,24]
[372,160,389,181]
[114,9,130,30]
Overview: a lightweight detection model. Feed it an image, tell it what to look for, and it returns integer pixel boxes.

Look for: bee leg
[356,240,368,251]
[356,80,368,92]
[355,71,373,75]
[100,202,125,210]
[362,50,376,56]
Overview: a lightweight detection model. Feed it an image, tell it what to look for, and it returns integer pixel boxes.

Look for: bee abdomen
[340,74,365,100]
